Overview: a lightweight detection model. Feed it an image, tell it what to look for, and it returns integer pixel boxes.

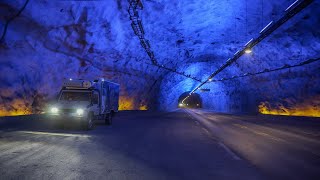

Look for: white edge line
[202,127,210,135]
[18,131,90,138]
[218,142,242,160]
[185,109,241,161]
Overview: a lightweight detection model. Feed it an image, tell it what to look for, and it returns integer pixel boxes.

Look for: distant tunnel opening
[178,92,202,108]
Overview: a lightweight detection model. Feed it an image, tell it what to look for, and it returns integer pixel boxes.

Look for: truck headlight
[76,109,84,116]
[51,107,59,113]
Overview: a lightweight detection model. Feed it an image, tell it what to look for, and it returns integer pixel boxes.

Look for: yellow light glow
[0,99,32,116]
[118,96,135,110]
[259,97,320,117]
[245,49,252,54]
[139,105,148,110]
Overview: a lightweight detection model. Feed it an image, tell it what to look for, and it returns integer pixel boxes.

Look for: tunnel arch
[178,92,202,108]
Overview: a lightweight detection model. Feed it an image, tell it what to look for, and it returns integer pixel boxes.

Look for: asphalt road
[185,109,320,180]
[0,110,263,180]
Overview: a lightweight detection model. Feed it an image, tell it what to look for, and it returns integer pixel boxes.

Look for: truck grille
[60,109,74,114]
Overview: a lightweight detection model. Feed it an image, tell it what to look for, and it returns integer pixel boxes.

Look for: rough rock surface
[0,0,319,116]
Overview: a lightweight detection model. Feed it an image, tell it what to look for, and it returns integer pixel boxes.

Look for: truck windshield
[59,91,91,101]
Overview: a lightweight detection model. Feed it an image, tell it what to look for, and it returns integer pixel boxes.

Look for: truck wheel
[84,114,94,130]
[105,113,112,125]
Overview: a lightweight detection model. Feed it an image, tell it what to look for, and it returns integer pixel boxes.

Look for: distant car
[47,78,119,130]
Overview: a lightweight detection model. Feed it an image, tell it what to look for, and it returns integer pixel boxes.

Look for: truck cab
[47,78,119,130]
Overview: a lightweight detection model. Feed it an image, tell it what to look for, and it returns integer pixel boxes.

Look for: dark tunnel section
[178,92,202,108]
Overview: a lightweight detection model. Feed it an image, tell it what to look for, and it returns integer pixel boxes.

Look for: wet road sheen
[0,111,262,180]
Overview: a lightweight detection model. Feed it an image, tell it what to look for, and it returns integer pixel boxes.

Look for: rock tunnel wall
[0,0,319,116]
[0,0,161,115]
[158,1,320,116]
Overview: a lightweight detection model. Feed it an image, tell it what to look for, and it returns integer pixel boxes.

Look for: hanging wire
[127,0,201,82]
[209,57,320,82]
[183,0,314,103]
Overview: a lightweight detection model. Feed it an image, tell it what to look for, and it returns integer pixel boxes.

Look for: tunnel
[0,0,320,179]
[0,0,319,116]
[178,92,202,108]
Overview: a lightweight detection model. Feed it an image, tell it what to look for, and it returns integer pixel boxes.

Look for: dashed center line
[186,109,320,160]
[232,123,285,142]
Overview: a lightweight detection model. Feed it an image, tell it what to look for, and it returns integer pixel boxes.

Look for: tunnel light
[179,103,183,107]
[197,104,199,106]
[260,21,273,34]
[245,48,252,54]
[69,78,73,81]
[208,78,212,82]
[244,38,253,46]
[285,0,299,11]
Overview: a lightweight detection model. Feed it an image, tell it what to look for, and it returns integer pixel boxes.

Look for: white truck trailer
[47,78,119,130]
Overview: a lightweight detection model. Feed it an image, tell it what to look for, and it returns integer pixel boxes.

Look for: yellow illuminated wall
[0,99,32,116]
[139,105,148,110]
[259,96,320,117]
[118,96,135,110]
[0,96,148,117]
[118,96,148,110]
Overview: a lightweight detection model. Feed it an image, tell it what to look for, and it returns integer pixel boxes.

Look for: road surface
[0,109,319,179]
[185,109,320,180]
[0,110,262,180]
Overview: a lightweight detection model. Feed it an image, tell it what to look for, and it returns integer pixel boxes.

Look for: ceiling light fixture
[245,49,252,54]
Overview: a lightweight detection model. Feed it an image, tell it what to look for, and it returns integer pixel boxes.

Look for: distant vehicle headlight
[76,109,84,115]
[51,107,59,113]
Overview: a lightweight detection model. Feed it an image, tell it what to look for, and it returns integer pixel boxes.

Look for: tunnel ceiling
[0,0,319,115]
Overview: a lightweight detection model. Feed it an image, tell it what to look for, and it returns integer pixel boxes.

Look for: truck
[47,78,120,130]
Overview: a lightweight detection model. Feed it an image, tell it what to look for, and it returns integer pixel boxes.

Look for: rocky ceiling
[0,0,319,116]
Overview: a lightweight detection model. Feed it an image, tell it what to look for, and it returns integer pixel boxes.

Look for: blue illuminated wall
[0,0,161,114]
[0,0,319,115]
[157,0,320,114]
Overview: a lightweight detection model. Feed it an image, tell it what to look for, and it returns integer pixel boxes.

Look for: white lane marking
[202,127,210,135]
[218,142,241,161]
[18,131,90,137]
[185,110,241,160]
[232,123,285,142]
[301,131,320,137]
[232,124,320,158]
[186,109,320,159]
